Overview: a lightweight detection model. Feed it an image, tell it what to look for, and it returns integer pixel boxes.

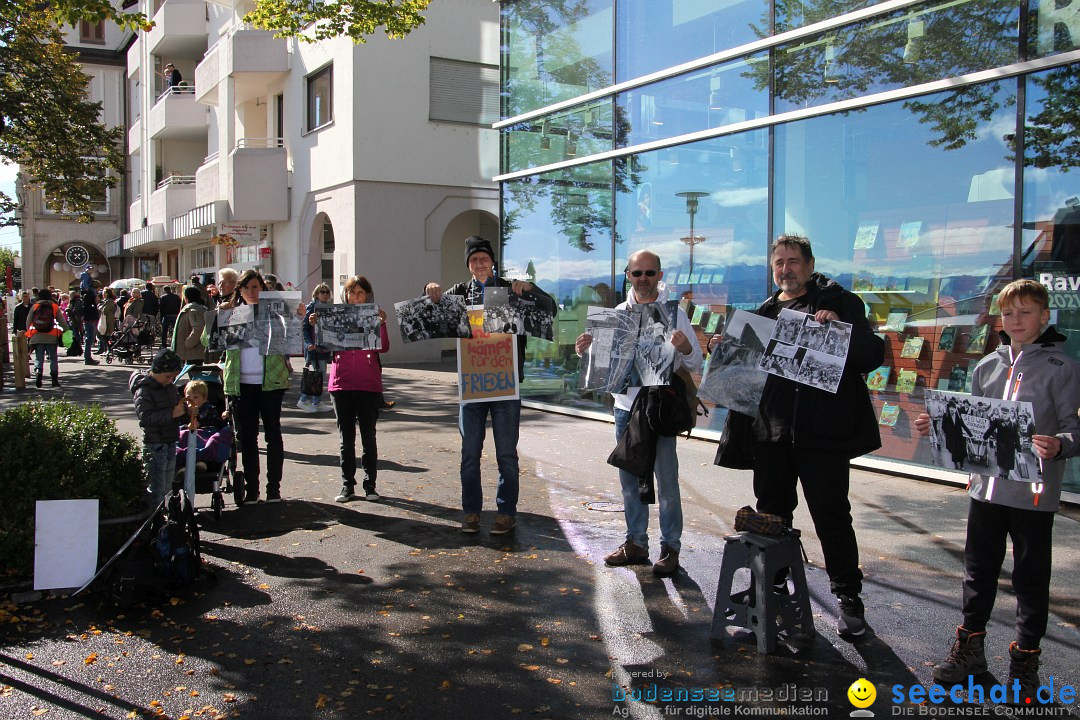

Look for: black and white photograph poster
[481,286,556,341]
[206,304,255,353]
[757,308,852,393]
[634,300,678,387]
[698,308,773,416]
[578,307,639,393]
[924,389,1040,483]
[314,303,384,351]
[255,291,304,356]
[395,294,472,343]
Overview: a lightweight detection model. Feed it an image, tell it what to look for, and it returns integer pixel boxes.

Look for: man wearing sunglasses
[574,250,703,577]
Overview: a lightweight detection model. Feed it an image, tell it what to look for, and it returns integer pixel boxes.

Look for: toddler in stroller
[175,368,243,519]
[106,315,155,365]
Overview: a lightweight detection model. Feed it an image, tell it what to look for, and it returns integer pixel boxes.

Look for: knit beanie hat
[464,235,495,266]
[151,348,183,373]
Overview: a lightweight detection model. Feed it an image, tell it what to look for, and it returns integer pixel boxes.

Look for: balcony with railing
[195,151,221,208]
[148,85,207,140]
[229,138,288,223]
[195,23,289,105]
[128,115,142,152]
[149,174,197,239]
[126,37,140,78]
[146,0,208,57]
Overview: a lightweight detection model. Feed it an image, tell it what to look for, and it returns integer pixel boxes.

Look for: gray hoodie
[967,327,1080,512]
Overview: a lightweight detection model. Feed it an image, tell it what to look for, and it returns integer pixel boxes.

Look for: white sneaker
[296,399,318,413]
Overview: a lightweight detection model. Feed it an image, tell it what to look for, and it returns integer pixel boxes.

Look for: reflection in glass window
[618,56,769,148]
[775,79,1018,467]
[306,65,333,131]
[502,0,614,119]
[615,0,767,82]
[1021,65,1080,494]
[1029,0,1080,58]
[502,163,614,403]
[503,99,614,174]
[772,0,1018,114]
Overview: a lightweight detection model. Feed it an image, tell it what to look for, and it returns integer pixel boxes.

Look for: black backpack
[152,489,201,586]
[645,367,708,438]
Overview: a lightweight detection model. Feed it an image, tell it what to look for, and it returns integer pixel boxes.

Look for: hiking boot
[604,540,649,567]
[461,513,481,534]
[335,486,356,503]
[932,627,987,683]
[652,545,680,577]
[490,514,516,535]
[1007,642,1041,704]
[836,595,866,638]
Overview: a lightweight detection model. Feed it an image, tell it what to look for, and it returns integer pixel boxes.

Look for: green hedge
[0,400,145,580]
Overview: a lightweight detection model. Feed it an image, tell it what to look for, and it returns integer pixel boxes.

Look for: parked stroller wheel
[233,471,245,506]
[211,492,224,522]
[105,354,113,364]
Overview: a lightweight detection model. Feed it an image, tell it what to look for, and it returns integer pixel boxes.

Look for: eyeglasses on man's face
[628,269,658,278]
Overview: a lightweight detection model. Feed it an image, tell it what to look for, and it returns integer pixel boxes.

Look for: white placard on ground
[34,499,99,591]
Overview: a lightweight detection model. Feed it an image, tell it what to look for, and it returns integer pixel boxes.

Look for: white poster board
[34,499,99,590]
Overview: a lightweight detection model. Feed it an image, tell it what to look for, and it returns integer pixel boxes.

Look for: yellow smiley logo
[847,678,876,709]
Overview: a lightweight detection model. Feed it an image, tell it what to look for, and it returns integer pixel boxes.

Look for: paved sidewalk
[0,353,1078,719]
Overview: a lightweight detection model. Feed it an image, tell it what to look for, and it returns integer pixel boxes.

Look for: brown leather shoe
[604,540,649,567]
[652,545,680,577]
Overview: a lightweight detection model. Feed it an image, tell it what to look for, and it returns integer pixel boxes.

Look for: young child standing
[311,276,390,503]
[915,279,1080,701]
[130,348,188,507]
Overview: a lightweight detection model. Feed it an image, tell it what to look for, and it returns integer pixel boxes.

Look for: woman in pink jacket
[323,275,389,503]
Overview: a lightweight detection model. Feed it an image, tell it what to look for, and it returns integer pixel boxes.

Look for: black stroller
[105,315,155,364]
[175,364,244,520]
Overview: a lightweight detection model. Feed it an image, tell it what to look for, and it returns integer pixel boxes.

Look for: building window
[429,57,500,126]
[80,19,105,44]
[322,221,335,288]
[306,65,333,131]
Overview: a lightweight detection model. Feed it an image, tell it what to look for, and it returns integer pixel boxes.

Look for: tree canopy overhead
[244,0,432,43]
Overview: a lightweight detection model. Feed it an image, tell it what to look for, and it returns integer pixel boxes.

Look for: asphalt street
[1,352,1079,720]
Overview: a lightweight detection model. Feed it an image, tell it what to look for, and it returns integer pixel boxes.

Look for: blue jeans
[145,441,177,508]
[614,408,682,553]
[33,343,58,378]
[459,399,520,516]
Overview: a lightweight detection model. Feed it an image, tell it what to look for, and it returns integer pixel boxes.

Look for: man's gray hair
[218,267,239,283]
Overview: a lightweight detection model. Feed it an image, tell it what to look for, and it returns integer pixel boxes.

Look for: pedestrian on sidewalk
[712,234,884,638]
[81,288,100,365]
[130,348,187,508]
[26,288,70,388]
[172,286,208,365]
[212,269,291,504]
[310,276,390,503]
[424,235,555,535]
[574,249,702,577]
[298,283,333,413]
[915,279,1080,702]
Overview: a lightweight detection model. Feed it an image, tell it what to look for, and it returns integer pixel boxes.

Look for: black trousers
[331,390,380,491]
[752,441,863,597]
[962,498,1054,649]
[233,385,285,497]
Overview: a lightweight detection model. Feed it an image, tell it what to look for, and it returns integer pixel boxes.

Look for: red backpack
[32,301,56,333]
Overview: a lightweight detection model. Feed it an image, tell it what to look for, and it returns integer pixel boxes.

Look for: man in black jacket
[159,286,182,346]
[424,236,554,536]
[715,235,884,638]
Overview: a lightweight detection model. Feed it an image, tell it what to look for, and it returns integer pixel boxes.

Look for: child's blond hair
[185,380,208,402]
[997,279,1049,312]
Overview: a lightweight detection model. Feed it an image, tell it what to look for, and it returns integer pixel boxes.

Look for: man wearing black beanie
[424,235,555,535]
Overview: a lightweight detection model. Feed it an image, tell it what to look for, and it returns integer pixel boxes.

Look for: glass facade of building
[498,0,1080,498]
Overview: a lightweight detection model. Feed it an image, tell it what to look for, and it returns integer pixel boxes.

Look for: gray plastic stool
[711,531,815,653]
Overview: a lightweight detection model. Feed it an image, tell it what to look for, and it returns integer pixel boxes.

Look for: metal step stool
[710,531,815,653]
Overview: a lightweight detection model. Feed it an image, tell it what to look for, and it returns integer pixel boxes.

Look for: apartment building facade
[120,0,499,362]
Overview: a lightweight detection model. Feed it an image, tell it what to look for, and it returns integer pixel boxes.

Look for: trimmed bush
[0,399,145,579]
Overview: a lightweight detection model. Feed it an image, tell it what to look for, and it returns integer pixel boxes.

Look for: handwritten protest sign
[458,308,518,404]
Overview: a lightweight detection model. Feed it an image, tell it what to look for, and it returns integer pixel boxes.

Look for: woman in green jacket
[215,269,291,504]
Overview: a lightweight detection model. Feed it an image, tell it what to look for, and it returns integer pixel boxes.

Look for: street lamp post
[676,191,709,298]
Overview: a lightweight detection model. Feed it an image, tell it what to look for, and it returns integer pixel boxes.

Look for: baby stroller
[174,364,244,521]
[105,315,155,365]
